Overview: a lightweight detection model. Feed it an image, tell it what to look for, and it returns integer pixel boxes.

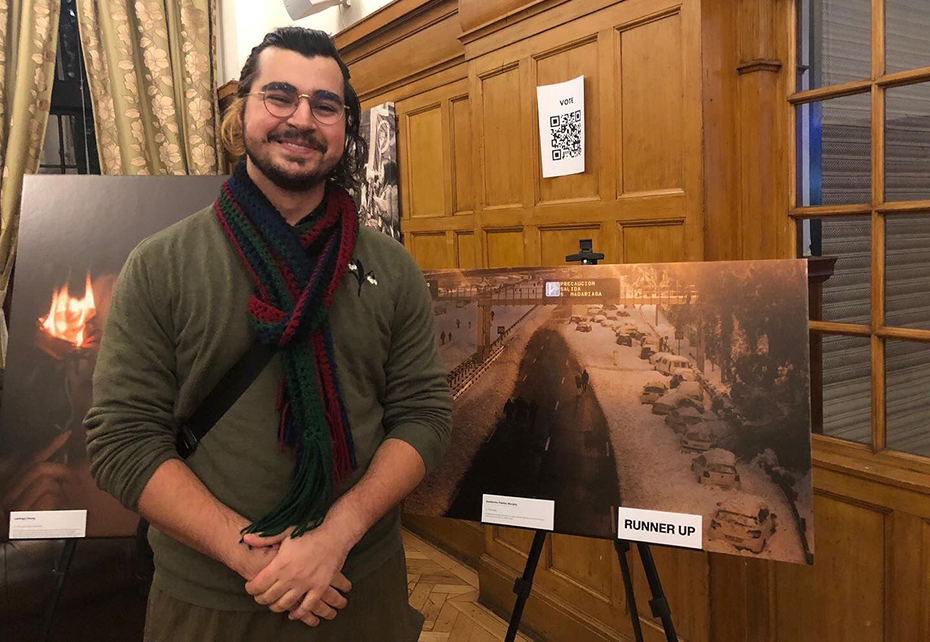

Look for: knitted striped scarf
[214,163,359,538]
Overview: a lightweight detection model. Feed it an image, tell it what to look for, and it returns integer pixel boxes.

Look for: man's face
[242,48,347,192]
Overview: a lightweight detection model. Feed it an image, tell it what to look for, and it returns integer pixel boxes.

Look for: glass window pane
[798,216,871,324]
[819,333,871,444]
[796,0,871,92]
[886,339,930,456]
[796,93,871,207]
[886,0,930,74]
[885,212,930,330]
[885,82,930,202]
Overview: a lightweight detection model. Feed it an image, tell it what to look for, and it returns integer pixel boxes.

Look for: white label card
[482,494,555,531]
[9,510,87,539]
[618,507,702,550]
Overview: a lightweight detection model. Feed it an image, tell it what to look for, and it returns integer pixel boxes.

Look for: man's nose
[286,97,317,129]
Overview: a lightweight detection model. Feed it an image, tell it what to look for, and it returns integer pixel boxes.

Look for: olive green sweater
[84,205,452,611]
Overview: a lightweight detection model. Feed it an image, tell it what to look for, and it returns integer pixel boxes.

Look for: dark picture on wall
[353,102,400,241]
[0,175,227,538]
[404,261,815,564]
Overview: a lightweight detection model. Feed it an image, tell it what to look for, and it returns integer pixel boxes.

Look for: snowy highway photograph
[404,261,814,564]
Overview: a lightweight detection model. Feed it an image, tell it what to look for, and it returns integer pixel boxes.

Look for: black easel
[502,240,678,642]
[38,538,78,642]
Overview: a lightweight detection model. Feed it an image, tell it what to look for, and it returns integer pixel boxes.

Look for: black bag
[134,341,277,583]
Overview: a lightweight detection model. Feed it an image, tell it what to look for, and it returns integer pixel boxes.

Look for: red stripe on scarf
[214,200,269,301]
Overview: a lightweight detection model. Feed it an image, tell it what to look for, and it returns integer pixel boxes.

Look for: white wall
[217,0,394,84]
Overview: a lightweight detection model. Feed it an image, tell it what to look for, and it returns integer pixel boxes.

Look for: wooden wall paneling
[700,0,741,262]
[532,36,602,205]
[408,231,452,269]
[618,220,687,264]
[406,103,447,218]
[338,0,464,101]
[539,225,603,266]
[450,95,474,214]
[617,10,684,197]
[477,63,525,210]
[402,514,487,568]
[455,230,478,268]
[773,492,887,642]
[484,227,525,267]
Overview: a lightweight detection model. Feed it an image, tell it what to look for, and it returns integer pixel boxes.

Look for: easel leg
[505,530,547,642]
[636,542,678,642]
[614,540,645,642]
[39,539,77,642]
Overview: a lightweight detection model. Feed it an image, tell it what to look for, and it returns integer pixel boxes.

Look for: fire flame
[39,273,97,348]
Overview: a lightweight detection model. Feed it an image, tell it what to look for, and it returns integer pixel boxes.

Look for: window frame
[788,0,930,464]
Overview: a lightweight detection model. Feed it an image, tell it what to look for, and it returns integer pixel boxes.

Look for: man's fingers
[242,526,293,549]
[298,613,321,627]
[330,572,352,593]
[252,580,288,605]
[2,462,72,507]
[320,586,348,611]
[268,588,302,614]
[289,592,323,622]
[310,601,338,621]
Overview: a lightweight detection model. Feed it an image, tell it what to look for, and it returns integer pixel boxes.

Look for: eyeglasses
[250,89,347,125]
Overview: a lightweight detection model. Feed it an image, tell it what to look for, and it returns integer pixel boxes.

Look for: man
[84,27,452,641]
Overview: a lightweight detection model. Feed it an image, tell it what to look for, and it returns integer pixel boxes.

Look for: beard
[243,123,340,193]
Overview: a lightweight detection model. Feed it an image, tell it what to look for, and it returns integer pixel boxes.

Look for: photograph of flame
[0,173,228,540]
[36,273,100,359]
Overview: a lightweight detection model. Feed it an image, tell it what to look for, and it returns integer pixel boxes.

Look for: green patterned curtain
[76,0,220,175]
[0,0,61,366]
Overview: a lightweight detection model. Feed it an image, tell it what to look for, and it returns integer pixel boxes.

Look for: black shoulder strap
[176,340,277,458]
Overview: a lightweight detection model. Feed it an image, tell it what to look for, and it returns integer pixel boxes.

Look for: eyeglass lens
[263,90,344,124]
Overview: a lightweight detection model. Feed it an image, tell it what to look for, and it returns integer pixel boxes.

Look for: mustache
[267,129,327,152]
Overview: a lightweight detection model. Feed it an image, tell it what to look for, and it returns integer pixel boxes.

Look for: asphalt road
[445,320,620,538]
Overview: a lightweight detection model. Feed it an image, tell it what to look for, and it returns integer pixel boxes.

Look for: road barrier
[448,306,538,398]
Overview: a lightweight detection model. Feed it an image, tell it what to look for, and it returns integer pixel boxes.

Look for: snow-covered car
[618,309,631,317]
[570,315,583,324]
[640,380,668,404]
[654,354,693,376]
[576,322,593,332]
[665,406,706,432]
[652,391,702,415]
[616,333,633,347]
[708,495,776,554]
[677,381,704,402]
[587,306,601,316]
[603,304,618,311]
[651,391,684,415]
[669,370,697,388]
[681,423,715,453]
[649,351,675,366]
[605,313,619,321]
[629,329,645,341]
[640,342,659,360]
[691,449,741,489]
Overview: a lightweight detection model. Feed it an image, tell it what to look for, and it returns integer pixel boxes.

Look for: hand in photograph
[0,430,75,517]
[242,525,352,627]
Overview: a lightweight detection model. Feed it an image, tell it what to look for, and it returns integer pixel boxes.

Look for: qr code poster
[536,75,585,178]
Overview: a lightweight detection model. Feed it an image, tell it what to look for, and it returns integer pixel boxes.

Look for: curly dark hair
[220,27,368,193]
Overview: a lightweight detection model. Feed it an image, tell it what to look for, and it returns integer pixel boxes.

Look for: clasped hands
[232,522,353,627]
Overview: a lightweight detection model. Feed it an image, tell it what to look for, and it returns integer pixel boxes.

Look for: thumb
[241,527,293,548]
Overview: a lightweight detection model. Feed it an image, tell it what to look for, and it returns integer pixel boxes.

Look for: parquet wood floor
[402,530,535,642]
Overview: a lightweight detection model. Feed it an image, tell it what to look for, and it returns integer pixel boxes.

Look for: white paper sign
[536,75,585,178]
[618,507,702,550]
[482,494,555,531]
[9,510,87,539]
